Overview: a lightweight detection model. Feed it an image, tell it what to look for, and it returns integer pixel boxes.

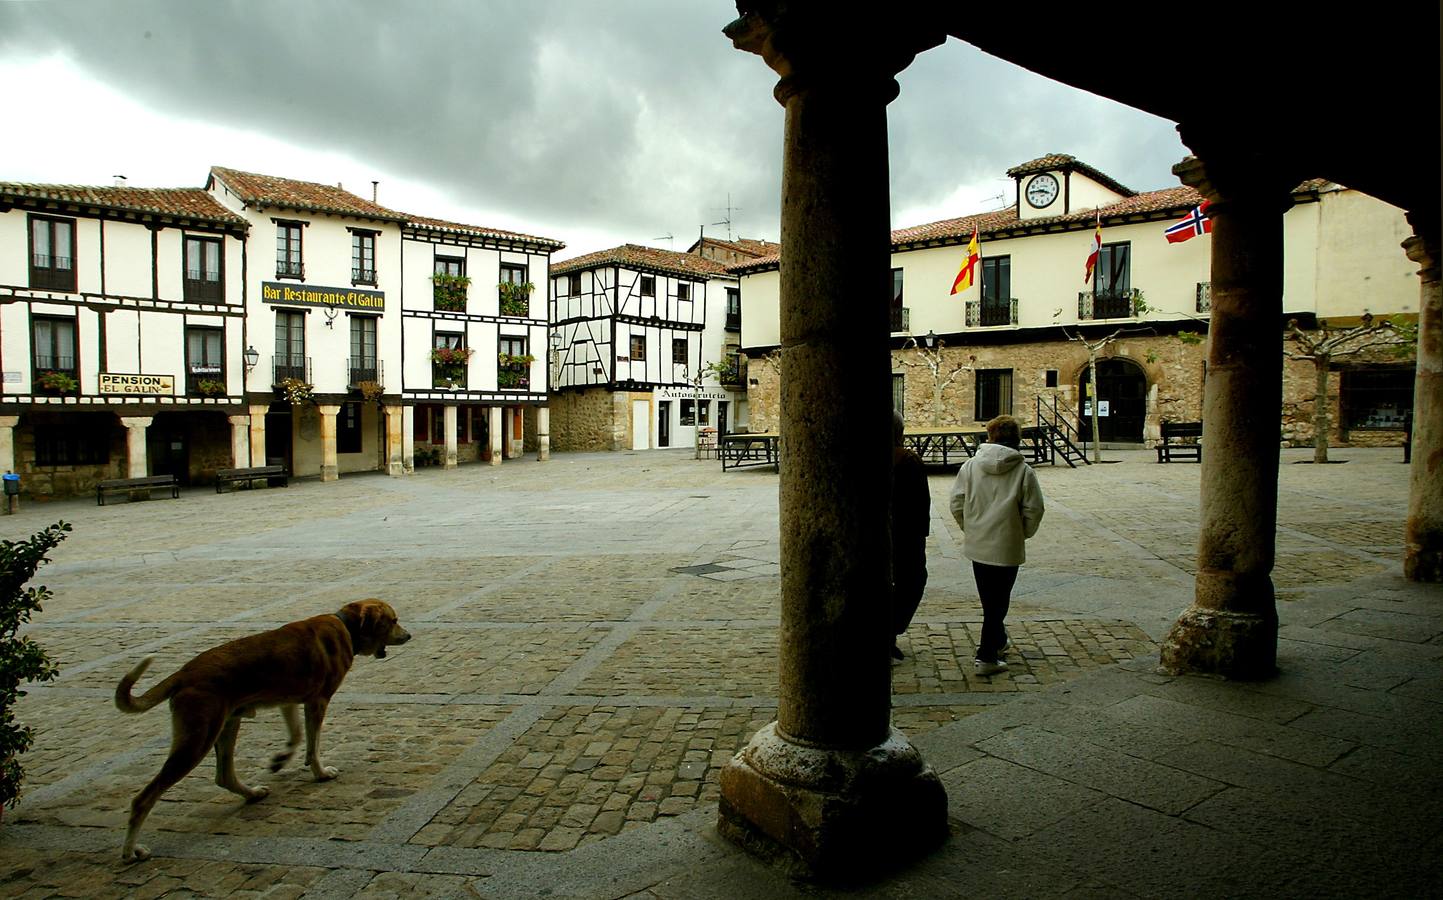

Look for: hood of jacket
[975,442,1025,474]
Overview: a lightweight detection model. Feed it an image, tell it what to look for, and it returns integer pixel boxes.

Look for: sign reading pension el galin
[99,373,175,395]
[261,282,385,312]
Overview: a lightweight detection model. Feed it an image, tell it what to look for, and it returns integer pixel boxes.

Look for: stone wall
[14,412,126,500]
[550,387,627,452]
[745,332,1414,448]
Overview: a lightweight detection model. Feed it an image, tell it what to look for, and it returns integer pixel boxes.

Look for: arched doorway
[1078,358,1147,443]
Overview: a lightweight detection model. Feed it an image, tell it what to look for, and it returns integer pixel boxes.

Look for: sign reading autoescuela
[261,281,385,312]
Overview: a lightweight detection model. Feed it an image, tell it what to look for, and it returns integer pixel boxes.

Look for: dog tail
[114,657,177,714]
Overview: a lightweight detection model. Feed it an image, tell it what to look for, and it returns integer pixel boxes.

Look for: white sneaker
[974,658,1008,676]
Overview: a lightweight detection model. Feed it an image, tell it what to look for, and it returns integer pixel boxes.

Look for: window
[681,399,695,426]
[29,215,76,292]
[567,272,581,296]
[434,330,466,388]
[499,263,530,316]
[892,373,905,413]
[500,263,528,286]
[337,402,363,454]
[183,235,223,303]
[1045,369,1059,389]
[678,282,691,302]
[1094,242,1132,318]
[725,288,740,330]
[435,256,464,278]
[975,369,1013,421]
[349,316,378,384]
[32,316,77,375]
[351,230,377,285]
[434,256,467,311]
[499,335,529,389]
[640,275,655,297]
[672,338,688,365]
[276,221,304,278]
[185,326,224,394]
[274,310,306,382]
[890,268,906,332]
[630,334,646,361]
[1342,366,1413,430]
[35,425,109,466]
[699,401,710,426]
[980,256,1011,326]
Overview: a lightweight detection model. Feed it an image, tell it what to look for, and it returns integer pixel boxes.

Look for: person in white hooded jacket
[949,415,1045,676]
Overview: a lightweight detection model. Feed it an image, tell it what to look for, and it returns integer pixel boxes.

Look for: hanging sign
[262,281,385,312]
[99,373,175,395]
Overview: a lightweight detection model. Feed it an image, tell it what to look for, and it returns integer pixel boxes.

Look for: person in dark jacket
[891,410,930,660]
[948,415,1045,676]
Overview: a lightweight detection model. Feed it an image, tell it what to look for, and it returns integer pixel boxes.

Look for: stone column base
[1160,606,1279,679]
[320,465,338,483]
[717,723,948,880]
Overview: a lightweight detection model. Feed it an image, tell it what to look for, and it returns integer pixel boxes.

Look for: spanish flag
[950,226,980,295]
[1083,213,1102,284]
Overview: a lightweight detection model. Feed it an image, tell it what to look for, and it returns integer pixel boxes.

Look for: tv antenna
[710,193,741,240]
[652,233,674,249]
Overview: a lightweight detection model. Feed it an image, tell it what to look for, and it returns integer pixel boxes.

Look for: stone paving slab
[0,446,1432,897]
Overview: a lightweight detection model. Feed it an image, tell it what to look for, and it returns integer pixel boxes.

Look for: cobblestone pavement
[0,446,1420,897]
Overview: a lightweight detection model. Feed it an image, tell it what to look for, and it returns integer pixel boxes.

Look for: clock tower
[1007,154,1135,221]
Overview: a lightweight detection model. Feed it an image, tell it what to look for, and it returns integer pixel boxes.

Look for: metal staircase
[1033,395,1090,468]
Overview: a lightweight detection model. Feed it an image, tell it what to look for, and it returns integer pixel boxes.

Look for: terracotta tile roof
[553,243,731,279]
[1005,153,1137,197]
[209,166,408,222]
[405,213,564,250]
[690,236,780,258]
[0,183,247,226]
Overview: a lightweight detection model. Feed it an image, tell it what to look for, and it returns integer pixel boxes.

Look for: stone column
[317,404,340,482]
[227,415,250,467]
[401,405,415,474]
[443,405,459,468]
[384,403,404,476]
[488,406,503,466]
[1161,150,1298,679]
[537,407,551,461]
[119,416,153,479]
[717,9,946,878]
[248,403,269,468]
[0,416,18,477]
[1404,216,1442,582]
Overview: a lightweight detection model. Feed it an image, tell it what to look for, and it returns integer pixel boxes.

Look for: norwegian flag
[1165,201,1212,244]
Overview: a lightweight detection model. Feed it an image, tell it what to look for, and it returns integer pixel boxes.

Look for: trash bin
[2,472,19,495]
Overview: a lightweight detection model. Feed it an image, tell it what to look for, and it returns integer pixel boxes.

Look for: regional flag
[950,226,981,295]
[1083,214,1102,284]
[1165,200,1212,244]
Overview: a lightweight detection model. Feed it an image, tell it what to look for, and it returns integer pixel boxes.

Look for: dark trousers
[892,545,928,637]
[972,561,1018,662]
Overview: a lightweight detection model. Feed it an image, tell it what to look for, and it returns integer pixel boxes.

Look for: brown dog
[113,599,410,863]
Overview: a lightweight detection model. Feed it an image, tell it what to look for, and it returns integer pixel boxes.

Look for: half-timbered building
[548,244,746,451]
[0,180,249,497]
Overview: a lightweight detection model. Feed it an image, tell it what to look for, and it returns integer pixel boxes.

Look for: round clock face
[1025,173,1060,209]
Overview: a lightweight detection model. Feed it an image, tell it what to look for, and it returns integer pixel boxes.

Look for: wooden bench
[96,475,179,506]
[215,465,289,492]
[1156,422,1203,463]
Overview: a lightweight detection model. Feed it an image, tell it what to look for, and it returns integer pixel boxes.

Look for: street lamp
[243,346,259,372]
[923,330,937,349]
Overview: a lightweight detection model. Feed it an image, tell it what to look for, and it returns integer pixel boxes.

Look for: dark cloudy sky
[0,1,1188,258]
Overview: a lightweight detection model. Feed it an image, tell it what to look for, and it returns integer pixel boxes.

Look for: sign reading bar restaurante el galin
[261,282,385,312]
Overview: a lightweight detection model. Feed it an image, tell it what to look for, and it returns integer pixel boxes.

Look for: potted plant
[431,346,472,387]
[497,352,535,389]
[432,273,471,312]
[36,372,78,396]
[195,378,227,398]
[497,281,533,317]
[278,377,315,406]
[1,521,69,814]
[356,380,385,403]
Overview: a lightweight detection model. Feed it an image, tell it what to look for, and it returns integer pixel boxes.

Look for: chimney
[113,175,127,187]
[372,181,379,203]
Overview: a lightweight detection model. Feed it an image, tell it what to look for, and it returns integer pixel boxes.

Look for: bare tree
[1284,313,1413,463]
[896,335,973,425]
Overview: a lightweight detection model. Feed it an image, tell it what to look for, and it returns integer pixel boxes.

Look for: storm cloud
[0,1,1187,254]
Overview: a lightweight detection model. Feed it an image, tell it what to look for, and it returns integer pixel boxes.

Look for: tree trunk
[931,372,943,426]
[1089,354,1102,463]
[1313,357,1330,464]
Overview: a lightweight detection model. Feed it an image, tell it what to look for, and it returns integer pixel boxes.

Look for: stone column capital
[1403,213,1440,285]
[725,6,943,106]
[227,415,249,427]
[316,404,341,417]
[119,416,153,429]
[248,403,271,418]
[1171,150,1299,214]
[0,416,19,428]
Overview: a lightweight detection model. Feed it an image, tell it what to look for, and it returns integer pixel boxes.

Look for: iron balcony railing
[273,355,311,385]
[1078,288,1142,320]
[276,260,304,279]
[433,366,468,390]
[186,364,224,395]
[725,312,741,331]
[352,267,377,285]
[719,355,747,386]
[347,358,382,388]
[497,364,530,390]
[890,306,910,333]
[183,272,223,303]
[1196,282,1212,313]
[966,297,1019,327]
